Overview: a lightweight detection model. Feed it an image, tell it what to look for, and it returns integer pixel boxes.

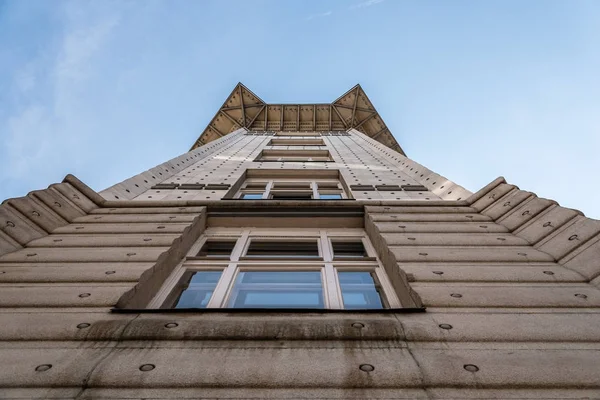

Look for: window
[150,229,401,310]
[331,240,368,259]
[245,240,320,258]
[256,149,332,162]
[268,138,325,146]
[228,271,324,308]
[236,178,348,200]
[197,240,237,258]
[338,271,385,310]
[319,194,342,200]
[240,193,263,200]
[169,270,223,308]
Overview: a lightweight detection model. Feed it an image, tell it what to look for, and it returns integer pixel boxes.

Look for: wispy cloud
[306,11,332,20]
[349,0,385,10]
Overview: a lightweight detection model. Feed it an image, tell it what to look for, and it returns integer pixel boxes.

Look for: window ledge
[112,307,426,314]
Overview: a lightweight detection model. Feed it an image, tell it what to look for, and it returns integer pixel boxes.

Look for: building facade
[1,83,599,398]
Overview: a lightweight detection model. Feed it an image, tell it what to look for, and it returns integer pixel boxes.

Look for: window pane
[245,241,319,258]
[174,271,223,308]
[228,271,324,308]
[270,192,312,200]
[338,271,385,310]
[319,194,342,200]
[241,193,263,199]
[332,241,368,258]
[197,240,237,257]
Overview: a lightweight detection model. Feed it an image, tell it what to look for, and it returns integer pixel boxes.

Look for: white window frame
[147,228,401,309]
[236,179,347,200]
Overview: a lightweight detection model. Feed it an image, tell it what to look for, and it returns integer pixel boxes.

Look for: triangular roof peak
[190,83,404,155]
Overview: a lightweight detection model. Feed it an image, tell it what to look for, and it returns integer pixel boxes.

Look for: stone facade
[1,85,599,398]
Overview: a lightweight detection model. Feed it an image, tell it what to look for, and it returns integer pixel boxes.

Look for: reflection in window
[337,271,385,309]
[319,193,342,200]
[245,241,320,258]
[241,193,263,200]
[228,271,324,308]
[174,271,223,308]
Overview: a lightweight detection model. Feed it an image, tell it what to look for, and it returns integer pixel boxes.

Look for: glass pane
[228,271,324,308]
[174,271,222,308]
[332,241,367,258]
[319,193,342,200]
[245,241,320,258]
[338,271,385,310]
[241,193,263,199]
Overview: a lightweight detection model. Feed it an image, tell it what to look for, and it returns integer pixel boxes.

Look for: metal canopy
[190,83,405,155]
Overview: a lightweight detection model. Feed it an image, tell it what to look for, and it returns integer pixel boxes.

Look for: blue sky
[1,0,599,218]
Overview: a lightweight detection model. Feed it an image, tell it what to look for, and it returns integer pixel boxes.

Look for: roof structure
[190,83,405,155]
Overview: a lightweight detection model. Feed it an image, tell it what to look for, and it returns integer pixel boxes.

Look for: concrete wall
[1,131,599,398]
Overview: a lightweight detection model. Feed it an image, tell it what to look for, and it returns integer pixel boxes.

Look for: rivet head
[31,211,40,217]
[35,364,52,372]
[105,271,115,275]
[450,293,462,298]
[439,324,453,330]
[6,221,15,228]
[568,234,579,241]
[164,322,179,328]
[543,271,555,275]
[77,323,90,329]
[464,364,479,372]
[54,202,62,208]
[359,364,374,372]
[78,293,91,298]
[575,294,588,299]
[543,222,553,227]
[433,271,444,275]
[139,364,155,372]
[351,322,365,329]
[522,210,530,216]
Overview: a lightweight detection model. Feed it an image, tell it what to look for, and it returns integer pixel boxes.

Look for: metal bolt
[35,364,52,372]
[463,364,479,372]
[78,293,91,298]
[351,322,365,329]
[359,364,374,372]
[139,364,155,372]
[450,293,462,298]
[164,323,179,328]
[439,324,453,330]
[77,323,91,329]
[575,294,588,299]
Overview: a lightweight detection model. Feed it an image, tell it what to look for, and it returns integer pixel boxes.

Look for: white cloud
[1,2,121,183]
[350,0,385,10]
[306,11,333,20]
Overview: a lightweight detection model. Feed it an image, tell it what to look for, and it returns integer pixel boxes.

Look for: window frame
[236,179,348,200]
[148,229,401,310]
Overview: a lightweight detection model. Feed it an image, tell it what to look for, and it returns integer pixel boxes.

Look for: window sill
[112,307,426,314]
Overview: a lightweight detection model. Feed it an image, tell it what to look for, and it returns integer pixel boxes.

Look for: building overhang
[190,83,405,155]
